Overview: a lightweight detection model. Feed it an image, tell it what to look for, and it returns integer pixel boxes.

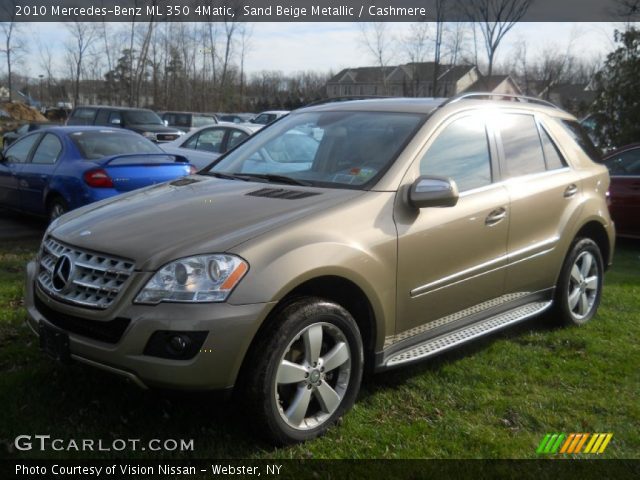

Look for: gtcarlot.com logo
[536,433,613,455]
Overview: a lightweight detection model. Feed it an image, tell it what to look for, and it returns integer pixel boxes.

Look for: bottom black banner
[3,459,639,479]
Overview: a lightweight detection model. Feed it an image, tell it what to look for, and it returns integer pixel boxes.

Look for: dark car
[3,122,51,148]
[159,111,218,133]
[216,113,254,124]
[0,126,194,222]
[601,144,640,238]
[66,106,185,143]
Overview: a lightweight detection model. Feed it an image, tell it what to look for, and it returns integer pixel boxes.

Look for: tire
[47,197,68,224]
[553,238,604,326]
[243,297,364,445]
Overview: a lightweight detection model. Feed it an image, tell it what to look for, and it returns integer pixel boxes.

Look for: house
[463,75,522,96]
[540,83,596,116]
[326,63,520,99]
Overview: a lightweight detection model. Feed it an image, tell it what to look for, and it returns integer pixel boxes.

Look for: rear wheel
[243,297,363,445]
[47,197,68,224]
[553,238,604,326]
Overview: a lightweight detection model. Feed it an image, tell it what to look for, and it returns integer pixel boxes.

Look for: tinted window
[5,134,40,163]
[227,130,249,149]
[499,114,546,178]
[70,108,96,125]
[123,110,163,125]
[109,111,122,124]
[605,148,640,176]
[32,134,62,164]
[539,127,566,170]
[70,131,162,159]
[95,109,111,125]
[166,113,190,127]
[420,115,492,192]
[561,120,601,162]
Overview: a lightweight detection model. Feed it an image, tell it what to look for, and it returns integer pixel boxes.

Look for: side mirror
[409,175,459,209]
[0,152,5,163]
[111,118,122,126]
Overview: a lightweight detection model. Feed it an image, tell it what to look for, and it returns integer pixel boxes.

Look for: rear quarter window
[560,120,602,163]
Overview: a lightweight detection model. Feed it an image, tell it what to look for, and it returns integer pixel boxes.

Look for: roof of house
[464,75,520,93]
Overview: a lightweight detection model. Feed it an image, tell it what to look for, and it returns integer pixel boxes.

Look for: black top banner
[2,0,636,22]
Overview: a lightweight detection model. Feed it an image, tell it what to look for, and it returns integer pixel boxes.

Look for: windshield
[123,110,163,125]
[70,131,163,159]
[206,111,425,188]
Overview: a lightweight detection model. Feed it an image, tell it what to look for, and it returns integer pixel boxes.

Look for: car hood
[49,176,364,270]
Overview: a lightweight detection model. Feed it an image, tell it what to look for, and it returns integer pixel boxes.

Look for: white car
[160,122,262,169]
[250,110,290,125]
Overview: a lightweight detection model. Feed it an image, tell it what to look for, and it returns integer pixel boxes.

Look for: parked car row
[0,127,194,222]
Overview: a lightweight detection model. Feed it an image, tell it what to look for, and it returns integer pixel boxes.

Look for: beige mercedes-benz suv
[25,94,614,444]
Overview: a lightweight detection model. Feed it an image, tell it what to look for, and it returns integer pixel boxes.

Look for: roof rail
[441,92,560,109]
[304,95,392,108]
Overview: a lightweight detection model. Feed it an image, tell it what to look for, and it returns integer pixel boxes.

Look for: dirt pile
[1,101,47,122]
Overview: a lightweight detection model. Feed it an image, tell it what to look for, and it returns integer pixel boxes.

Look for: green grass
[0,239,638,459]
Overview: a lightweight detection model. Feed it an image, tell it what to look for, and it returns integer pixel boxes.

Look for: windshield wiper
[232,173,312,186]
[202,171,250,181]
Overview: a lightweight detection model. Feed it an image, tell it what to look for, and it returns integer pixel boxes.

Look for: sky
[13,22,620,79]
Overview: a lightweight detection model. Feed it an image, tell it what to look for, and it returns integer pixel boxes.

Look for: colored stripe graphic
[539,433,613,454]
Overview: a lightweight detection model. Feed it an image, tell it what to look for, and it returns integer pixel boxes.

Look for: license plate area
[39,322,71,363]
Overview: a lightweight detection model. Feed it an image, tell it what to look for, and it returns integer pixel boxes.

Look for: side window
[193,128,225,152]
[108,111,122,125]
[539,127,566,170]
[70,108,96,125]
[420,115,492,192]
[4,134,41,163]
[95,109,110,125]
[605,148,640,176]
[17,124,29,134]
[560,120,602,163]
[32,134,63,165]
[498,114,546,178]
[227,130,249,150]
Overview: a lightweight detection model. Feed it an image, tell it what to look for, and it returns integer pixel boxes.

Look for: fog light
[143,331,208,360]
[168,335,190,355]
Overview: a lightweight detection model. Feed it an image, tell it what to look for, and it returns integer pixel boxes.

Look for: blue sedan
[0,126,195,222]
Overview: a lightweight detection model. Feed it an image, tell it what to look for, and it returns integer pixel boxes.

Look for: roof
[73,105,155,112]
[37,126,139,135]
[327,66,396,84]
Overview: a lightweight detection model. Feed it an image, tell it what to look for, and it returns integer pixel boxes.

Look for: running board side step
[385,301,552,368]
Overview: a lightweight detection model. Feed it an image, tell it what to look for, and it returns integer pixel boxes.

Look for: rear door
[19,133,64,214]
[494,112,580,294]
[605,147,640,237]
[0,133,41,209]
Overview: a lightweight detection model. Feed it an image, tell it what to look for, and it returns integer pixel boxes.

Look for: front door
[395,113,509,340]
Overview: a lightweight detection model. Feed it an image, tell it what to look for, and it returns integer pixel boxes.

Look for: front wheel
[553,238,604,326]
[243,297,363,445]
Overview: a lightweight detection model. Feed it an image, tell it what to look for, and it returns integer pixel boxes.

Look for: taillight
[83,169,114,188]
[189,165,197,175]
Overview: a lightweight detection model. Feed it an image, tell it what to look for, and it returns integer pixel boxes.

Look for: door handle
[564,184,578,198]
[485,207,507,226]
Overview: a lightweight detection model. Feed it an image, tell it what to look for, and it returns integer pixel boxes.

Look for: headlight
[135,254,248,304]
[141,131,157,140]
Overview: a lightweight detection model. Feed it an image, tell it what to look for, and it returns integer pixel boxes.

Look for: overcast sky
[14,22,619,78]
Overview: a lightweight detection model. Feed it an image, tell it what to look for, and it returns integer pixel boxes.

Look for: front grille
[35,295,130,344]
[37,237,135,310]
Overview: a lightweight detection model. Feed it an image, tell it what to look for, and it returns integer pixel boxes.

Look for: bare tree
[238,23,253,109]
[432,0,447,95]
[65,21,98,106]
[0,3,27,101]
[461,0,532,79]
[359,22,395,94]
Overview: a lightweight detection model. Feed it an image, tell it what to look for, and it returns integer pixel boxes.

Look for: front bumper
[25,261,275,390]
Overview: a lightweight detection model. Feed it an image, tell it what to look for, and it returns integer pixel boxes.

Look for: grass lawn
[0,238,638,459]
